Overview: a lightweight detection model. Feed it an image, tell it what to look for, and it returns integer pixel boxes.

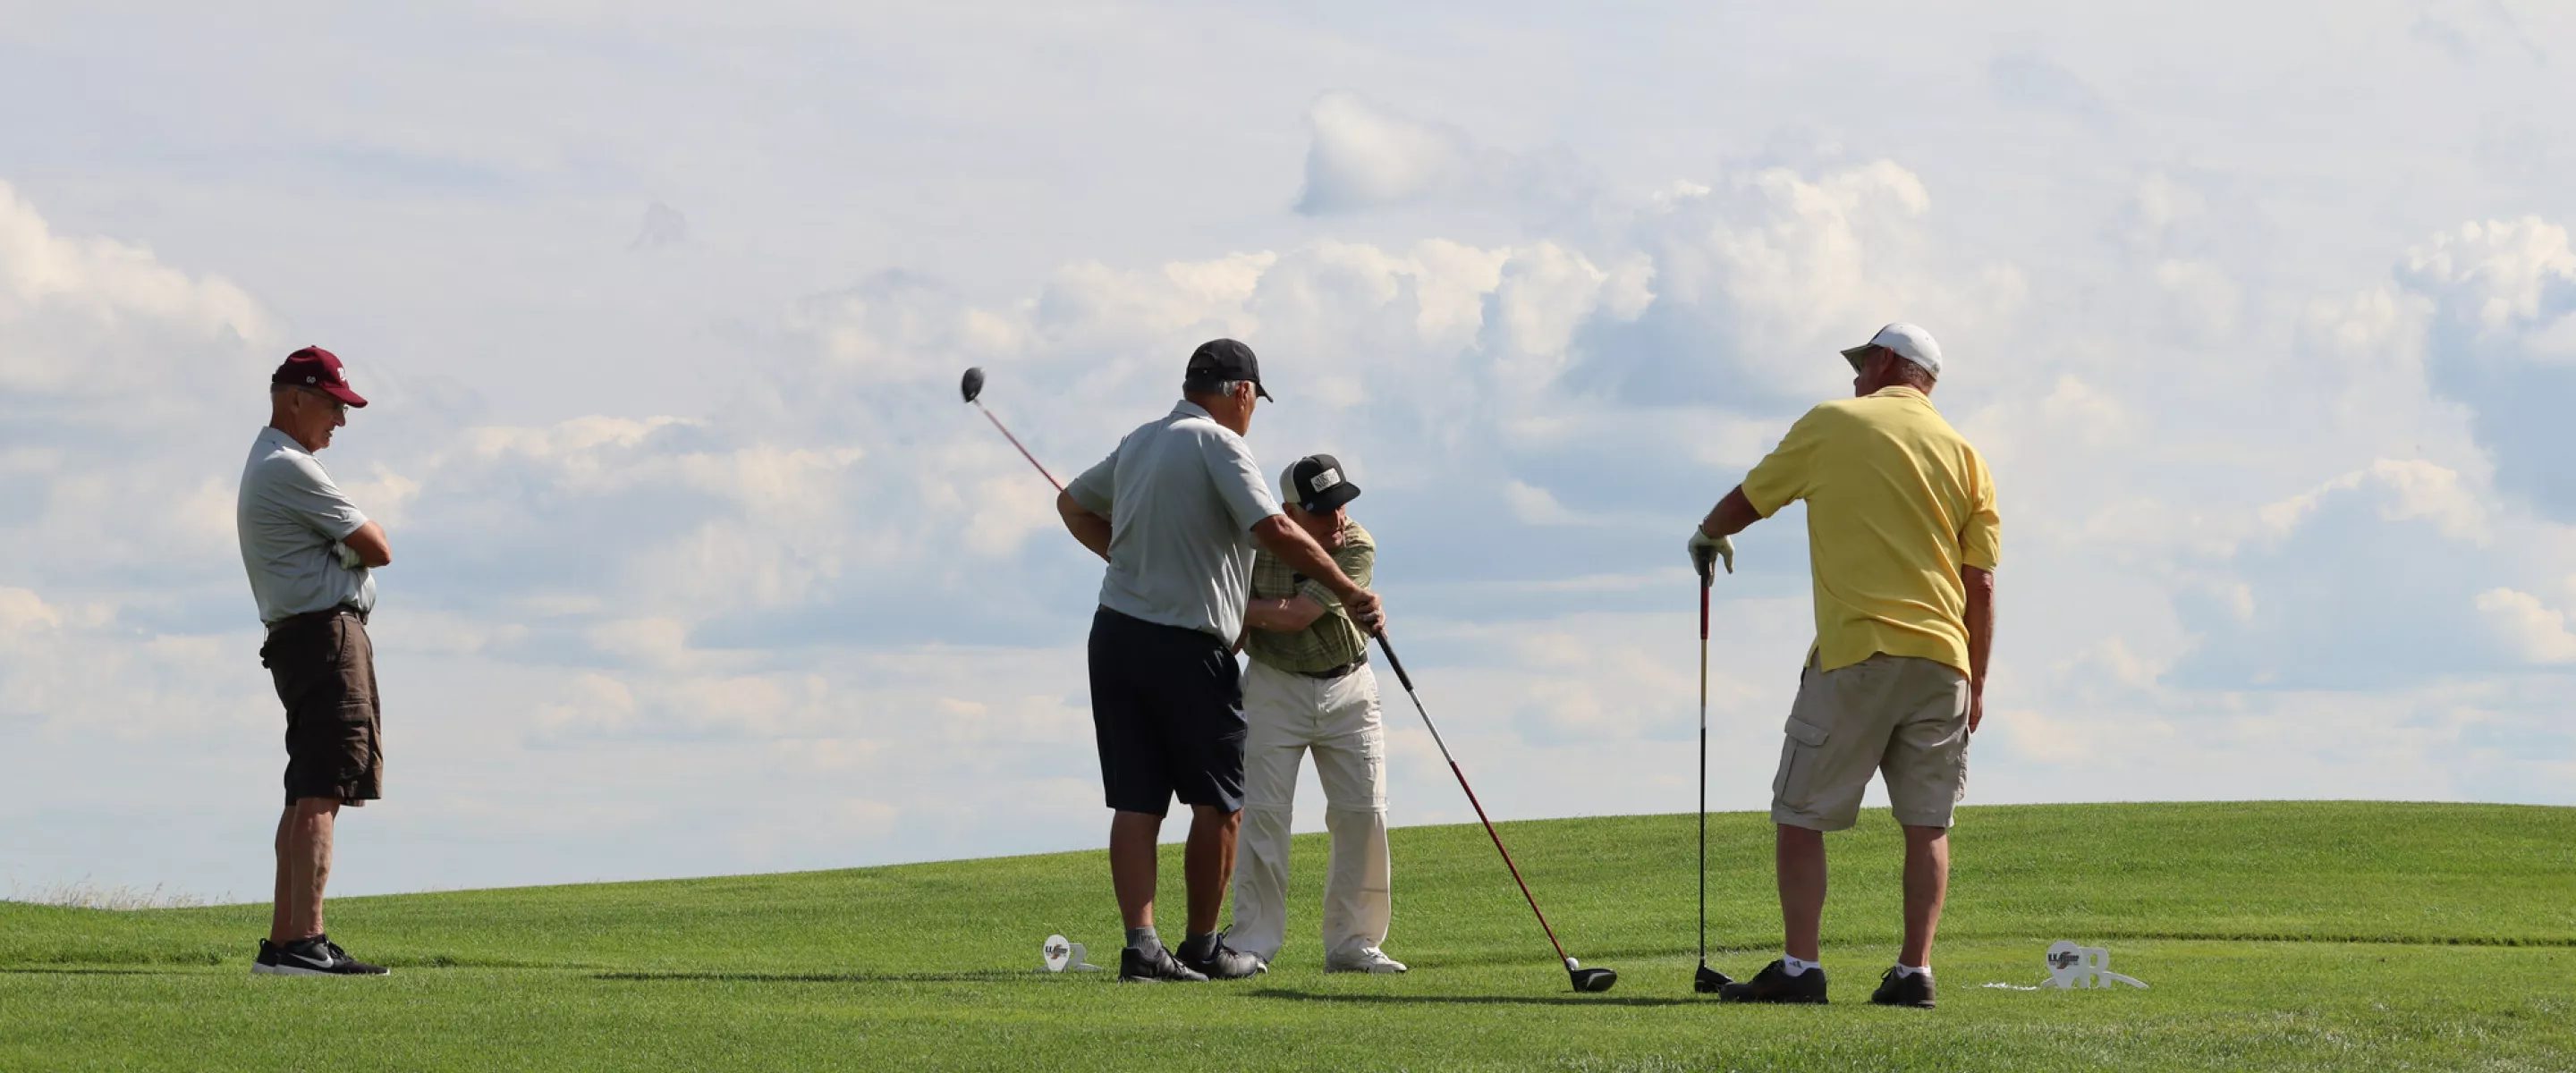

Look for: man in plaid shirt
[1228,454,1405,974]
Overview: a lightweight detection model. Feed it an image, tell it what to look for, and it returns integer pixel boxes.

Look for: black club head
[1570,967,1618,993]
[1694,963,1733,993]
[960,367,986,403]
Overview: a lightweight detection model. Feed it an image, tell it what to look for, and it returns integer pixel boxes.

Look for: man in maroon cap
[237,346,394,976]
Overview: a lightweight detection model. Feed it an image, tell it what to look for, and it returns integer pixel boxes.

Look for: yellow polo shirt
[1741,386,1999,675]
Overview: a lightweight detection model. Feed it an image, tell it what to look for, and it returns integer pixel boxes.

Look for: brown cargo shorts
[260,610,384,807]
[1769,653,1968,832]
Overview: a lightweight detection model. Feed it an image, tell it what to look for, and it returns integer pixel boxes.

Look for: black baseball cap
[1185,338,1272,400]
[1283,453,1360,513]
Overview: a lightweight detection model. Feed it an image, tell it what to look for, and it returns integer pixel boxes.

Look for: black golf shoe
[1174,934,1267,980]
[1117,944,1208,984]
[1870,967,1936,1009]
[251,939,280,976]
[1717,959,1827,1004]
[263,934,389,976]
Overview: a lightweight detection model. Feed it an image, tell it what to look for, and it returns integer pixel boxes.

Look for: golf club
[1692,559,1733,994]
[1371,628,1617,993]
[959,367,1065,494]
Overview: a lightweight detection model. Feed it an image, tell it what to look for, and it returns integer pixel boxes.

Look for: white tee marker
[2041,940,2148,989]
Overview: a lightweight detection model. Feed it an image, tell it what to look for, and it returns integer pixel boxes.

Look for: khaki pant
[1770,654,1969,832]
[1229,659,1393,965]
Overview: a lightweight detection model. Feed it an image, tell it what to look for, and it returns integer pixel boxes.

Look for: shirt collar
[1870,385,1930,403]
[258,425,308,454]
[1172,400,1215,420]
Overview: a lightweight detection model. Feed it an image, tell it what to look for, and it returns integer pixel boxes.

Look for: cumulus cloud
[2397,216,2576,517]
[1294,91,1480,215]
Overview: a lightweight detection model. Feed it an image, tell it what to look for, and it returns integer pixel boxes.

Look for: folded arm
[1250,516,1382,630]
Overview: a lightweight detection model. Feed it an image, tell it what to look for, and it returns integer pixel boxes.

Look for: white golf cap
[1840,323,1943,377]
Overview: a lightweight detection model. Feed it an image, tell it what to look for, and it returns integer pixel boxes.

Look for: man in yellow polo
[1690,322,1999,1010]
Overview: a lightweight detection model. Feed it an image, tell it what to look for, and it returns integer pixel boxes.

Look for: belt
[267,604,369,634]
[1296,655,1368,680]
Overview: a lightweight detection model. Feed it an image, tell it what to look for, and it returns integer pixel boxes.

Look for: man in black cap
[1229,453,1405,974]
[236,345,394,976]
[1058,340,1385,983]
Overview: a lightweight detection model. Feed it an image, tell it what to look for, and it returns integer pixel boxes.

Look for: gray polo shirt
[237,427,376,625]
[1068,401,1283,641]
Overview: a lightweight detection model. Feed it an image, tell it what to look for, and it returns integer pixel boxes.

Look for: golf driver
[959,367,1064,494]
[1691,558,1733,994]
[1371,629,1617,993]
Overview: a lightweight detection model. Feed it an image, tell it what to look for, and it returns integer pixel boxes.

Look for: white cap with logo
[1840,323,1943,378]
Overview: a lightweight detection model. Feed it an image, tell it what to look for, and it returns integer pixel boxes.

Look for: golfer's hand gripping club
[1687,529,1733,581]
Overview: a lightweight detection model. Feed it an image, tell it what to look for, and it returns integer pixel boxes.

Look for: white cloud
[1294,91,1480,215]
[2475,588,2576,664]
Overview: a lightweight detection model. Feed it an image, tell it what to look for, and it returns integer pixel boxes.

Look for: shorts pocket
[1784,715,1830,748]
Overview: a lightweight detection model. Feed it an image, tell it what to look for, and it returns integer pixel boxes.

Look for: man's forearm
[1056,491,1112,562]
[1962,566,1995,691]
[1251,518,1358,596]
[1700,486,1761,539]
[1245,596,1324,633]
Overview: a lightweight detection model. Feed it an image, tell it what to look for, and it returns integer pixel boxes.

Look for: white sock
[1782,954,1821,976]
[1894,962,1929,978]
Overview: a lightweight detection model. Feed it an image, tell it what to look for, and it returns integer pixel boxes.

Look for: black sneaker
[1174,934,1267,980]
[251,939,281,976]
[1870,966,1936,1009]
[1717,959,1828,1004]
[1118,944,1208,983]
[267,934,390,976]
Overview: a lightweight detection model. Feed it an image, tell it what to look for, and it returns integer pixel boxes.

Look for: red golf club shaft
[975,401,1064,494]
[1372,630,1576,967]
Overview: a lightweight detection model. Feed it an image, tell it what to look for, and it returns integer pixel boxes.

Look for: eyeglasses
[297,387,349,417]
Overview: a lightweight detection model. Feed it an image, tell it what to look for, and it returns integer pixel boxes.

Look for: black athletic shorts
[1087,606,1247,816]
[259,609,385,807]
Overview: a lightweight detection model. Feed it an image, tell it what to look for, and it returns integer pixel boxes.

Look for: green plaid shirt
[1243,520,1373,674]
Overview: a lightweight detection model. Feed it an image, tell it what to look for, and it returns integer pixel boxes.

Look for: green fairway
[4,801,2572,1070]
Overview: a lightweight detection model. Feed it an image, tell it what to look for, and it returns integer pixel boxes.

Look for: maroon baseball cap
[272,346,368,408]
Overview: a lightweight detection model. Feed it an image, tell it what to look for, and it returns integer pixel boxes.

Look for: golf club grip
[1371,629,1415,692]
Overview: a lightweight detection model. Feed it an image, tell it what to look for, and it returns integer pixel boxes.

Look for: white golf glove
[334,541,363,570]
[1687,529,1734,580]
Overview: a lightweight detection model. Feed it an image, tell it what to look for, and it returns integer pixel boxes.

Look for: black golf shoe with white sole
[1174,934,1267,981]
[1118,945,1208,984]
[1870,967,1936,1009]
[258,934,389,976]
[251,939,279,976]
[1717,959,1827,1004]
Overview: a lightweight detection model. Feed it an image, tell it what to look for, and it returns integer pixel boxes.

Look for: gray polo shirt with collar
[1068,401,1283,642]
[237,426,376,626]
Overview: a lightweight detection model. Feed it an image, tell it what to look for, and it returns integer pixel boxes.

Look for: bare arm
[1699,486,1762,539]
[1250,516,1383,629]
[342,520,392,568]
[1962,564,1995,733]
[1056,491,1112,562]
[1245,595,1326,633]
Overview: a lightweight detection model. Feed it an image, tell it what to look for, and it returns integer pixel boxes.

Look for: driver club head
[960,367,986,404]
[1693,963,1733,993]
[1563,959,1618,993]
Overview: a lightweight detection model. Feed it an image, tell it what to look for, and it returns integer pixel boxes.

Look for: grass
[2,801,2571,1070]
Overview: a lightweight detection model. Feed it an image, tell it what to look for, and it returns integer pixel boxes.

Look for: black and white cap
[1281,453,1361,513]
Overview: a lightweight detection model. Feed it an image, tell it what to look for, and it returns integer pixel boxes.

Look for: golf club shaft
[1371,630,1577,969]
[973,401,1065,494]
[1698,579,1710,965]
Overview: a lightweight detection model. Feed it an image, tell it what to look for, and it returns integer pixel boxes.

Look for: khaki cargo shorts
[1770,654,1969,832]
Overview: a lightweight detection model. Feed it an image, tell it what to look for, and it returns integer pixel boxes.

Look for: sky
[3,1,2573,900]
